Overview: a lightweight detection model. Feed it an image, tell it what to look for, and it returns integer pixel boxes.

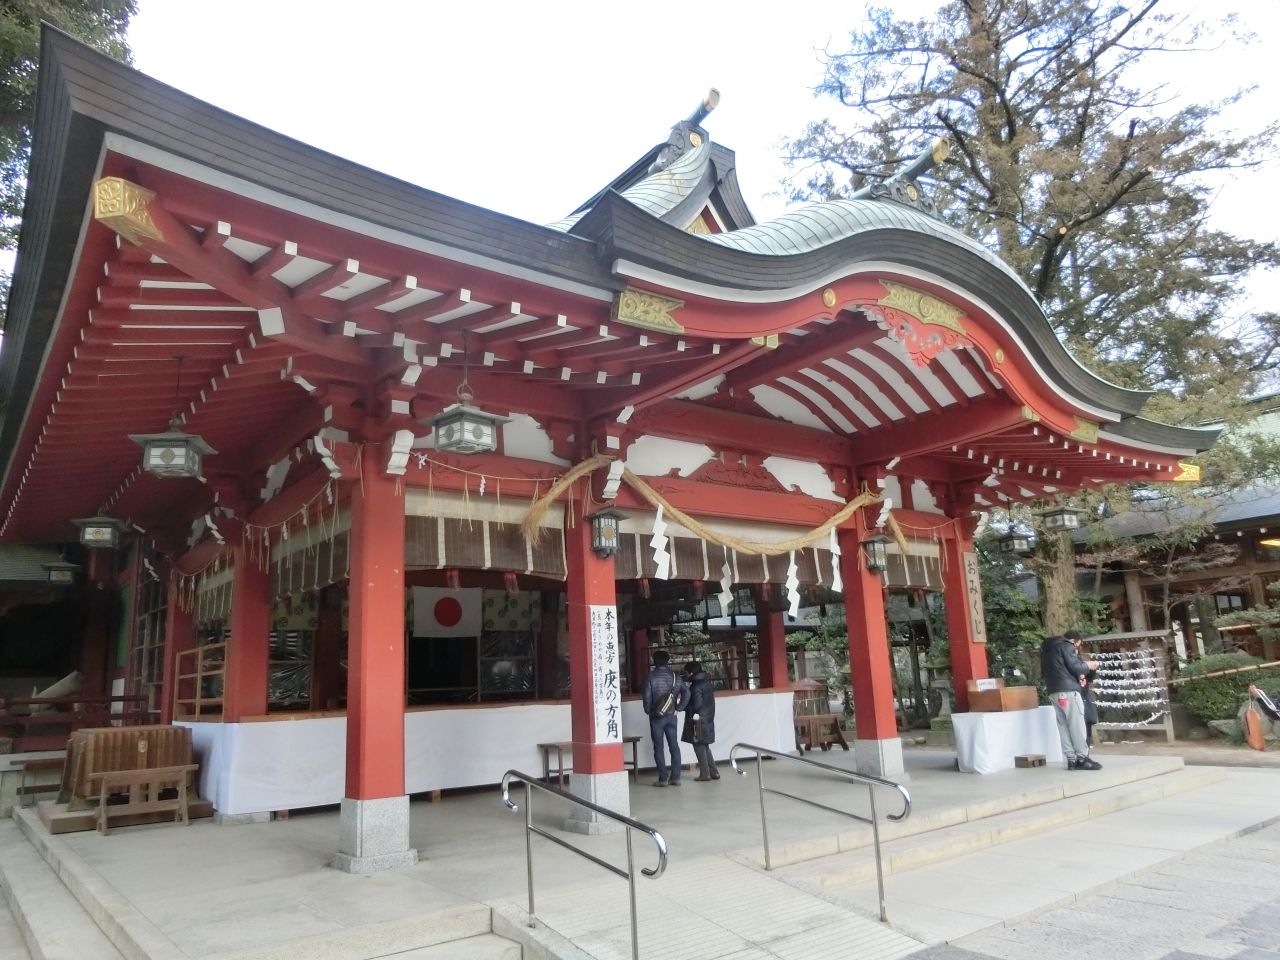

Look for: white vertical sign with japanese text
[589,604,622,744]
[963,551,988,643]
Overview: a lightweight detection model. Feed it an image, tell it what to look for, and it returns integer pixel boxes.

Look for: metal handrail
[501,770,668,960]
[730,743,911,923]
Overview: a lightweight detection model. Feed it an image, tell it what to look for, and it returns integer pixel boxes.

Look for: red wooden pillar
[838,517,904,778]
[940,526,990,713]
[334,440,417,872]
[222,551,270,722]
[564,494,628,833]
[754,588,790,689]
[159,578,194,724]
[311,603,343,711]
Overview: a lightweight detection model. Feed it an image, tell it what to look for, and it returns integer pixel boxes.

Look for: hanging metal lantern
[1039,505,1082,531]
[43,561,80,585]
[998,529,1034,557]
[429,404,509,455]
[425,331,509,455]
[862,533,892,575]
[129,417,217,479]
[587,507,624,559]
[73,515,127,548]
[128,359,215,479]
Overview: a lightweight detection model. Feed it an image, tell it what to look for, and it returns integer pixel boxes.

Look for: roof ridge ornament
[648,88,721,175]
[854,138,950,217]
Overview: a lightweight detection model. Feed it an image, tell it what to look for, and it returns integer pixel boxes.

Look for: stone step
[758,754,1187,868]
[0,898,32,960]
[776,765,1225,891]
[388,933,521,959]
[9,807,509,960]
[0,818,124,960]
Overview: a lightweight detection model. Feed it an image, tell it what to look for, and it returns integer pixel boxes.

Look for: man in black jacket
[641,650,688,786]
[1041,633,1102,770]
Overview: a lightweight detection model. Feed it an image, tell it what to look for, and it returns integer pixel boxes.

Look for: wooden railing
[173,642,227,720]
[0,694,149,752]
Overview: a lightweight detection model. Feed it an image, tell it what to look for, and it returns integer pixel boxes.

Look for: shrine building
[0,31,1217,871]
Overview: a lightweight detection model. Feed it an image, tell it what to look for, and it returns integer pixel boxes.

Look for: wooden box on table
[966,679,1039,712]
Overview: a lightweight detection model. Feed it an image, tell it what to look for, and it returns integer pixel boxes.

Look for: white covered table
[952,705,1064,774]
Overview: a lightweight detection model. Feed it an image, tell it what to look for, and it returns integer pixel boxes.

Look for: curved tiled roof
[702,197,1032,296]
[549,142,711,232]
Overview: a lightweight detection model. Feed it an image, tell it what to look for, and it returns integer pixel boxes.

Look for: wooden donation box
[40,724,211,835]
[967,678,1038,712]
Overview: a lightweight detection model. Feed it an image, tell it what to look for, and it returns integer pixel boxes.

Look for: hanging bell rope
[519,454,911,558]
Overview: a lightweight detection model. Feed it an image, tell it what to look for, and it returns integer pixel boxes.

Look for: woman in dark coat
[681,661,718,781]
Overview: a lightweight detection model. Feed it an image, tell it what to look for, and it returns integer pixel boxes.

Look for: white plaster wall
[673,375,724,401]
[626,435,714,477]
[748,385,832,432]
[909,478,944,514]
[502,414,570,466]
[880,475,904,509]
[762,457,842,502]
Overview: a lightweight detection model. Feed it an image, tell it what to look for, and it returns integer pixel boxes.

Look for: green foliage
[973,534,1044,688]
[784,0,1279,415]
[0,1,136,316]
[794,604,852,704]
[1174,652,1280,722]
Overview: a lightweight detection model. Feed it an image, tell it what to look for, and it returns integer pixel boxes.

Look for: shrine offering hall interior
[0,31,1216,870]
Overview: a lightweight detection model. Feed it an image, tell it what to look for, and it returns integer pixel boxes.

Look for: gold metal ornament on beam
[93,177,163,245]
[1068,418,1100,444]
[612,287,685,334]
[750,334,780,349]
[877,280,965,335]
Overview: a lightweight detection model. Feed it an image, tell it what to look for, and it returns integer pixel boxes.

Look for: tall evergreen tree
[784,0,1279,418]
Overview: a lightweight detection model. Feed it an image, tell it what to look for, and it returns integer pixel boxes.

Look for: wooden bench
[87,763,198,835]
[794,714,850,753]
[13,756,64,808]
[538,736,643,788]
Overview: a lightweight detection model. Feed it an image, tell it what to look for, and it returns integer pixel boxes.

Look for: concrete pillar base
[854,737,905,779]
[563,770,629,835]
[213,811,271,825]
[331,795,418,873]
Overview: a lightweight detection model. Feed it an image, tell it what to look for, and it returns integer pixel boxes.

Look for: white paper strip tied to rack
[1081,631,1175,743]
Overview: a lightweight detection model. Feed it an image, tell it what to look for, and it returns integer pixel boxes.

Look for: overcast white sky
[126,0,1278,321]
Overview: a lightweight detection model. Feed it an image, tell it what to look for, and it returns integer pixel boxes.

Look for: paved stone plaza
[912,821,1280,960]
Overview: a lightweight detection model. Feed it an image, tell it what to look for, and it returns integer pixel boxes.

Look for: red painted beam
[626,398,852,463]
[96,287,247,309]
[590,340,762,416]
[725,319,883,389]
[851,398,1027,465]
